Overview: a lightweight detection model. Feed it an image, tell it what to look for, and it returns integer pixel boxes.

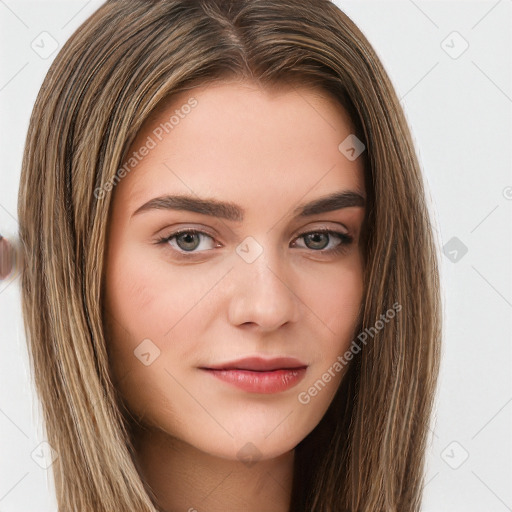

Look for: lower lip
[201,367,307,394]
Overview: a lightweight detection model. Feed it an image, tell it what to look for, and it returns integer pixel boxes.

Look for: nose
[227,245,301,332]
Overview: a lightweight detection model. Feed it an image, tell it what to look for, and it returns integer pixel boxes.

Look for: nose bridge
[227,235,300,330]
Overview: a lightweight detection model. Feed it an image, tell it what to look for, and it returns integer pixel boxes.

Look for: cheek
[297,258,363,398]
[103,245,215,392]
[291,265,362,418]
[103,253,186,420]
[105,245,195,340]
[301,257,363,341]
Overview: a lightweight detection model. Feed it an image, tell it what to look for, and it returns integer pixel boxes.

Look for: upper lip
[201,356,308,372]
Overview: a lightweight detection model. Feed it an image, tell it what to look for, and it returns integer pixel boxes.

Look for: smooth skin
[104,80,366,512]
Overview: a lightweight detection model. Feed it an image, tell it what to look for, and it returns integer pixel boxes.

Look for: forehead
[115,80,365,213]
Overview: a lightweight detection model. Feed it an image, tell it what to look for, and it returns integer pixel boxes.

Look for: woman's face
[104,80,366,461]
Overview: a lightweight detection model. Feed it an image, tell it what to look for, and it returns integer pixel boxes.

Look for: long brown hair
[16,0,441,510]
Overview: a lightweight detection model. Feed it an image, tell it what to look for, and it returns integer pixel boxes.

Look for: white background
[0,1,511,510]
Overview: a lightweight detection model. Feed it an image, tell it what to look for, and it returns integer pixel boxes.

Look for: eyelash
[154,228,354,259]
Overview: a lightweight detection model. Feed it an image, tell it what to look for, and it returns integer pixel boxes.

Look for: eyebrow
[131,190,365,222]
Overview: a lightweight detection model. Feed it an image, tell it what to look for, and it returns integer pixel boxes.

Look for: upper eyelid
[161,225,352,241]
[160,220,352,238]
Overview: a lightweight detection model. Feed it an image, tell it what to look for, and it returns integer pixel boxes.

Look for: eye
[156,229,217,254]
[292,228,353,255]
[155,227,354,258]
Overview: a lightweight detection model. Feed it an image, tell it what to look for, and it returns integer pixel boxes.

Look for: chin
[205,435,300,463]
[179,417,313,463]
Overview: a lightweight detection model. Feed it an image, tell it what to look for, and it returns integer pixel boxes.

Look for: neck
[132,424,295,512]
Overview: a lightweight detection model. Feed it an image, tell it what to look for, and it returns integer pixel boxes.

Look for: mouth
[199,356,308,394]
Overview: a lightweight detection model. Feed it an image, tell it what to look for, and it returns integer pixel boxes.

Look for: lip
[199,356,308,394]
[203,356,307,372]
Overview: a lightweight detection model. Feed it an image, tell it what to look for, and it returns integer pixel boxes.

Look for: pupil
[178,233,199,251]
[306,233,328,250]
